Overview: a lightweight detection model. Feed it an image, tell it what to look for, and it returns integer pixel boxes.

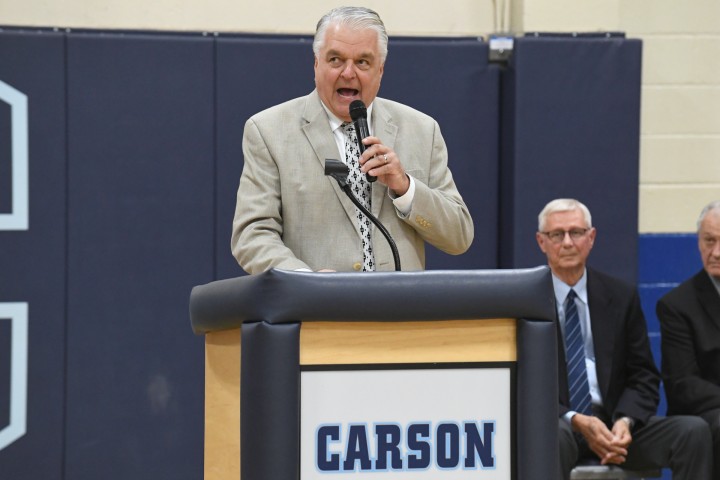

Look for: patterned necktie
[341,122,375,271]
[564,289,592,415]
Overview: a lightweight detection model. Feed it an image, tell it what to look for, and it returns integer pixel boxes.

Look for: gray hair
[313,6,389,63]
[538,198,593,232]
[697,200,720,232]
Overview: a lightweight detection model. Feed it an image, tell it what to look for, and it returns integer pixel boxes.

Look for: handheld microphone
[349,100,376,183]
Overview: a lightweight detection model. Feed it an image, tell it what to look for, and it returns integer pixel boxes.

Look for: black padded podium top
[189,266,556,334]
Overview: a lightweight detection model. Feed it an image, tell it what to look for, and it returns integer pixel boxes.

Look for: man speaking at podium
[231,6,473,274]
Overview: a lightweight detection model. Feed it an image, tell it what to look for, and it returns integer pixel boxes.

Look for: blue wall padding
[638,235,702,369]
[638,233,702,284]
[63,32,215,480]
[0,29,67,479]
[214,35,499,277]
[638,285,671,333]
[500,35,642,284]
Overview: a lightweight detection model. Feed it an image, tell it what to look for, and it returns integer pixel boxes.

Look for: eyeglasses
[540,228,590,244]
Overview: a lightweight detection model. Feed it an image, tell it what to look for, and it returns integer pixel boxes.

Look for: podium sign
[301,364,512,479]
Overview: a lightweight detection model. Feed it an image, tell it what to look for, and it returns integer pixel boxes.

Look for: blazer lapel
[369,99,398,217]
[301,90,359,233]
[587,270,616,401]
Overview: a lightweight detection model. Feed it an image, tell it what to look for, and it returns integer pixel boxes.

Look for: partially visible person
[657,200,720,479]
[534,198,711,480]
[231,6,473,274]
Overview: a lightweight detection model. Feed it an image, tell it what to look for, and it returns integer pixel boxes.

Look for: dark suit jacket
[558,268,660,427]
[657,269,720,416]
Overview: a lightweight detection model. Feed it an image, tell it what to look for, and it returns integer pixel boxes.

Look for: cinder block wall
[626,0,720,233]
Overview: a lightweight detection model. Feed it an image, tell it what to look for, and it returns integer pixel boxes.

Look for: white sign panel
[301,365,512,479]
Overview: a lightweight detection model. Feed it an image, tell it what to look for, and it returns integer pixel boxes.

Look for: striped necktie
[564,289,592,415]
[341,122,374,271]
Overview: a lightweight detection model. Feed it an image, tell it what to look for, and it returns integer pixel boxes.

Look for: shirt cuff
[562,411,577,425]
[618,416,635,429]
[390,174,415,217]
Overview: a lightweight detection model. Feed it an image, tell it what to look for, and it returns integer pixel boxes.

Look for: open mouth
[337,88,359,98]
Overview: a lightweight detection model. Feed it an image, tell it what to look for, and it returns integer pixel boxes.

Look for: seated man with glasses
[535,198,711,480]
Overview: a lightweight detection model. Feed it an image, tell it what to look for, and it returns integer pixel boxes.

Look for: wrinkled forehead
[700,210,720,234]
[322,24,379,52]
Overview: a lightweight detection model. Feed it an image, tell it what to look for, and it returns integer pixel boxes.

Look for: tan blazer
[231,90,474,274]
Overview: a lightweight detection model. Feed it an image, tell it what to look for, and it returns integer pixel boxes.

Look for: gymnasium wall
[0,28,643,478]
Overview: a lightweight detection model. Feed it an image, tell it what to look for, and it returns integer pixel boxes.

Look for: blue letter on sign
[375,424,402,470]
[407,423,431,469]
[317,425,340,471]
[465,421,496,468]
[343,425,372,471]
[436,423,460,469]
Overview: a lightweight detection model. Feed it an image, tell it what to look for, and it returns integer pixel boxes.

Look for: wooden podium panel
[204,318,516,480]
[300,319,516,365]
[204,329,241,480]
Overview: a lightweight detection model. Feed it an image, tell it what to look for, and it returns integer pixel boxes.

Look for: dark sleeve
[613,288,660,426]
[657,296,720,414]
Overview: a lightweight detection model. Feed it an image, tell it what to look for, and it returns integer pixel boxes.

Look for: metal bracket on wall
[489,34,514,64]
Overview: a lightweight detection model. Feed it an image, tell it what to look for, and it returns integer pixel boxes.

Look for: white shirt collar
[551,269,588,307]
[320,101,374,134]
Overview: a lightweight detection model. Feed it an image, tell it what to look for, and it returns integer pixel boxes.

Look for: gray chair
[570,463,662,480]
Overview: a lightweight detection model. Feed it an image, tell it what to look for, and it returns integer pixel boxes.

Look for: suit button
[353,262,362,271]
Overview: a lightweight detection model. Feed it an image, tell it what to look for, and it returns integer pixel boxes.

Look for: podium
[190,267,558,480]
